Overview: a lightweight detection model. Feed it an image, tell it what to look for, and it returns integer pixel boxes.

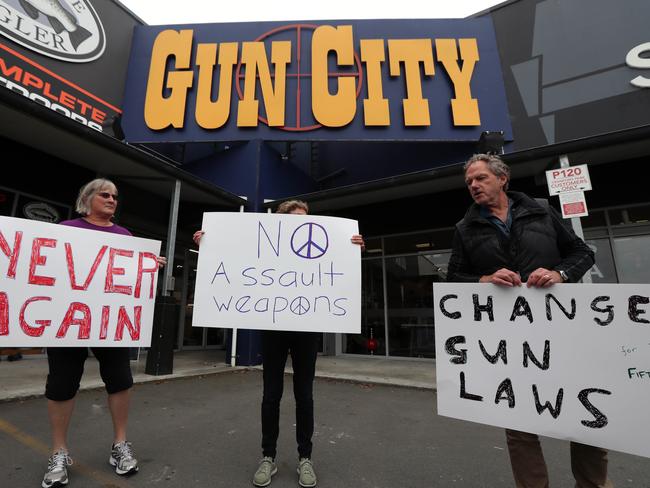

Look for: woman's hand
[193,230,205,247]
[351,234,365,251]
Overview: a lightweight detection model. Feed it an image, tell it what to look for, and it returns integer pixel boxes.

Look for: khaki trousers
[506,429,613,488]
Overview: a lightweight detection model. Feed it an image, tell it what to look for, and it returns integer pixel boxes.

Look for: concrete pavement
[0,349,436,402]
[2,370,649,487]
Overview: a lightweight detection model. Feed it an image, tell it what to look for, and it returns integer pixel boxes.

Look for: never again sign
[434,283,650,458]
[192,213,361,333]
[0,216,161,347]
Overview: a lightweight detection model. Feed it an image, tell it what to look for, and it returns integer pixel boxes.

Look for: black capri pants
[45,347,133,401]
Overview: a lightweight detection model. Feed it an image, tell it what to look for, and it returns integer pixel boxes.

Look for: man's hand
[156,256,167,268]
[526,268,562,288]
[479,268,522,287]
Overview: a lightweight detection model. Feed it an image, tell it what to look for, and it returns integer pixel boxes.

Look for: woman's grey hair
[463,154,511,191]
[75,178,117,216]
[276,199,309,214]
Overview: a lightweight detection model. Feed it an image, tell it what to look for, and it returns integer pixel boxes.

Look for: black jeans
[261,331,319,459]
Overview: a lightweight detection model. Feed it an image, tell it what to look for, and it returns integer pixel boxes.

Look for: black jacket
[447,191,595,283]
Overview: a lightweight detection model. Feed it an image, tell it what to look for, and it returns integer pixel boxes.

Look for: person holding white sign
[447,155,611,488]
[42,179,165,488]
[192,200,364,487]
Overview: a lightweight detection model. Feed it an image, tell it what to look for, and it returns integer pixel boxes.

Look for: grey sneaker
[42,450,72,488]
[109,441,139,475]
[253,456,277,487]
[297,458,317,487]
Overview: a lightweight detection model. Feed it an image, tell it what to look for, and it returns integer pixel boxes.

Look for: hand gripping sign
[0,216,161,347]
[434,282,650,459]
[192,213,361,333]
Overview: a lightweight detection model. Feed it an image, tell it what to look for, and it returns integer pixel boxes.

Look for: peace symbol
[290,296,311,315]
[290,222,329,259]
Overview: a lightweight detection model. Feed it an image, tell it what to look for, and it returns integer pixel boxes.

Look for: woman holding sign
[193,200,364,487]
[42,179,165,488]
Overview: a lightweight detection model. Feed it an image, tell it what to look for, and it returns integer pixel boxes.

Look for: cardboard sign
[545,164,592,195]
[434,282,650,458]
[0,217,161,347]
[192,213,361,333]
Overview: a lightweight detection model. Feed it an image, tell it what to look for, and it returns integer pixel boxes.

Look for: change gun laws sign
[434,283,650,458]
[192,213,361,333]
[0,216,161,347]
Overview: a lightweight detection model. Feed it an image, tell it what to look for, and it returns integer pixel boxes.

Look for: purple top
[60,218,132,236]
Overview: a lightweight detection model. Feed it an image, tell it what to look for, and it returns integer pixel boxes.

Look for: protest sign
[192,213,361,333]
[434,282,650,458]
[0,216,161,347]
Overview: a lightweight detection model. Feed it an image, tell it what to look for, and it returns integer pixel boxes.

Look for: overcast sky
[119,0,506,25]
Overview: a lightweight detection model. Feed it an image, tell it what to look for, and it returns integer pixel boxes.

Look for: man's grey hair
[75,178,117,216]
[463,154,511,191]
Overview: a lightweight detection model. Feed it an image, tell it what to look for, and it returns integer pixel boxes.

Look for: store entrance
[176,249,226,350]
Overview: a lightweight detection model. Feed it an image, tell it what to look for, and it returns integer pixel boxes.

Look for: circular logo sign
[0,0,106,62]
[23,201,60,222]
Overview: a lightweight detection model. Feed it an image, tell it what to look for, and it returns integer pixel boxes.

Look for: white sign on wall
[192,213,361,333]
[545,164,592,195]
[559,191,589,218]
[0,216,161,347]
[434,282,650,458]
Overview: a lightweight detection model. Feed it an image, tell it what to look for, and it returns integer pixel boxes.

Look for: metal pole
[559,155,592,283]
[163,180,181,296]
[230,203,246,367]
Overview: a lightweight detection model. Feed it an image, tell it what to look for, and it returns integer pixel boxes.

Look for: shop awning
[0,87,246,208]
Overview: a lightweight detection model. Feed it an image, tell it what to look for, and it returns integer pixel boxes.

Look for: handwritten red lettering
[135,252,158,299]
[56,302,91,339]
[105,248,134,295]
[29,238,57,286]
[114,306,141,341]
[0,292,8,335]
[0,230,23,279]
[20,296,51,337]
[65,243,108,290]
[99,305,110,340]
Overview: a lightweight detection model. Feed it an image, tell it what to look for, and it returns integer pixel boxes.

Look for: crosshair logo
[291,222,329,259]
[235,24,364,131]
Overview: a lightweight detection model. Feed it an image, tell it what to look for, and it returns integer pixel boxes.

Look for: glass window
[0,189,15,216]
[613,235,650,283]
[608,206,650,227]
[363,237,383,256]
[580,210,607,229]
[626,205,650,224]
[345,258,385,355]
[585,239,617,283]
[383,229,454,255]
[206,328,224,347]
[385,252,449,358]
[181,252,204,347]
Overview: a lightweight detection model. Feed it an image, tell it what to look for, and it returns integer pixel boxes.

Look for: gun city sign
[122,19,512,142]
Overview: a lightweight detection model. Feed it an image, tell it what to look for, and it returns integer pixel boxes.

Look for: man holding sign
[446,155,611,487]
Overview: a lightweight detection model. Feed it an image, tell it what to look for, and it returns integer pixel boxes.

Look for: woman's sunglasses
[97,192,119,200]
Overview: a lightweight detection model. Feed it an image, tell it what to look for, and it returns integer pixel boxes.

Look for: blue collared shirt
[480,199,513,237]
